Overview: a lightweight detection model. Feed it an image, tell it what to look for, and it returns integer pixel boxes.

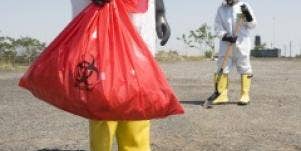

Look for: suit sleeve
[243,3,257,29]
[214,8,227,39]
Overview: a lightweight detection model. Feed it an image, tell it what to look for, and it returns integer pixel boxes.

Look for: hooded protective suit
[70,0,156,150]
[225,0,238,6]
[215,1,256,74]
[210,0,256,105]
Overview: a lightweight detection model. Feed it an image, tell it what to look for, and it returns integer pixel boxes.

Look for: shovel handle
[220,16,244,71]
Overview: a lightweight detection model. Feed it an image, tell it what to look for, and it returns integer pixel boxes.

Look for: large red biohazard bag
[19,0,184,120]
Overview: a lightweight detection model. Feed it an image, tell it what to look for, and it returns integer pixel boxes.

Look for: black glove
[222,34,237,43]
[241,4,253,22]
[156,0,171,46]
[91,0,111,5]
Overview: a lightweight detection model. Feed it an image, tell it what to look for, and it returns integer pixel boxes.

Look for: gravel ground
[0,58,300,151]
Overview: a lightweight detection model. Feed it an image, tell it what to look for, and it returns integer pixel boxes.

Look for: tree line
[0,33,46,67]
[1,24,216,68]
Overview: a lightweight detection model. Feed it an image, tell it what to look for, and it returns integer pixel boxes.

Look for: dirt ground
[0,58,300,151]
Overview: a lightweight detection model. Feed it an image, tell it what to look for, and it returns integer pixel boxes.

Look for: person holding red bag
[19,0,182,149]
[70,0,171,150]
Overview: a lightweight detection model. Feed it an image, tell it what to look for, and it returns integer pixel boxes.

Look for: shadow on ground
[180,100,204,105]
[180,100,240,106]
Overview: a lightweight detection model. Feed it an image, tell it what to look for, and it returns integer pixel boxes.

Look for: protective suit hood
[223,0,239,6]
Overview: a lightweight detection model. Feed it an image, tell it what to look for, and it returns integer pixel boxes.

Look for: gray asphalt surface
[0,58,300,151]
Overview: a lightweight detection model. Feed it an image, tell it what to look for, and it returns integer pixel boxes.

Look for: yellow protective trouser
[89,120,151,151]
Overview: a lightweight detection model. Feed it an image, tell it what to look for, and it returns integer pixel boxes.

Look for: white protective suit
[70,1,156,150]
[70,0,156,55]
[215,1,256,74]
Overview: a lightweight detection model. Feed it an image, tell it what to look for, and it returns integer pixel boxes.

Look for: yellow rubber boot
[238,74,252,105]
[212,73,229,105]
[89,121,118,151]
[117,121,151,151]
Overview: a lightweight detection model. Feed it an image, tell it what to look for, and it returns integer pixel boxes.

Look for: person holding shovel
[70,0,171,150]
[208,0,257,105]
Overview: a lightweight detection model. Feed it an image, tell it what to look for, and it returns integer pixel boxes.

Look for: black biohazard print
[74,55,99,91]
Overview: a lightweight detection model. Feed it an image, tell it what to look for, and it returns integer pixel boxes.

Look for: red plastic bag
[19,0,184,120]
[124,0,148,13]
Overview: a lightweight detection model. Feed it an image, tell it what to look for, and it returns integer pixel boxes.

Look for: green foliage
[155,50,205,62]
[0,32,45,68]
[205,50,213,58]
[0,36,16,67]
[177,23,216,58]
[155,50,182,62]
[14,37,46,64]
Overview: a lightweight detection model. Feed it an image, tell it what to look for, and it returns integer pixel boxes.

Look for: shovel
[204,14,244,109]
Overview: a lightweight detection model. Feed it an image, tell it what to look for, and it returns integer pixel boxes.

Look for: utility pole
[299,44,301,57]
[272,17,276,48]
[284,45,287,57]
[289,41,292,57]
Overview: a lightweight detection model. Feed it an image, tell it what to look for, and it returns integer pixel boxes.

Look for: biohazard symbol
[74,55,99,91]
